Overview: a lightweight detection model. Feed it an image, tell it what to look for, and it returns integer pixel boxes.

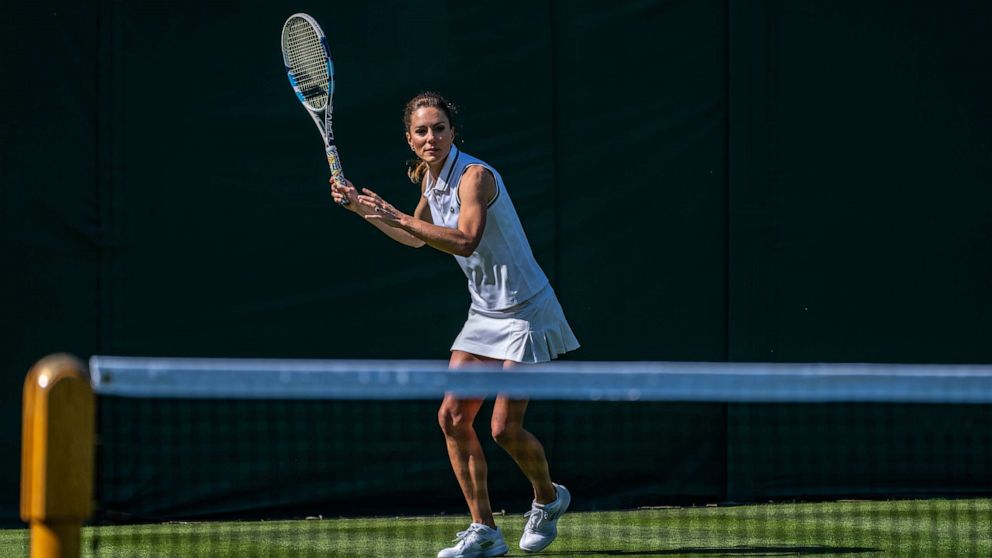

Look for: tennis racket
[281,13,349,205]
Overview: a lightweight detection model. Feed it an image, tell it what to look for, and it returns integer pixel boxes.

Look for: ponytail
[407,159,429,184]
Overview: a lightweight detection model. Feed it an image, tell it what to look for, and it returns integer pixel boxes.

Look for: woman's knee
[491,419,523,447]
[438,404,473,438]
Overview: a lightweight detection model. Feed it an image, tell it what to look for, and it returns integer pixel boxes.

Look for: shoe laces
[452,524,487,546]
[524,507,551,531]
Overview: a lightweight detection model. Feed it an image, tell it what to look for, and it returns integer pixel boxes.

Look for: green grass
[2,499,989,557]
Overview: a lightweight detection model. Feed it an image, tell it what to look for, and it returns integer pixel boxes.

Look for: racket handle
[326,145,349,206]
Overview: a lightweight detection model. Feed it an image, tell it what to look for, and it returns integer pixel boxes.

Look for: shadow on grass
[538,545,880,556]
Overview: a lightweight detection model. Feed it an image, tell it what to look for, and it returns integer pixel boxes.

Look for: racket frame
[282,13,348,205]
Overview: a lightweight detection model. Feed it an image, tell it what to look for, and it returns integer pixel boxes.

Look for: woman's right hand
[330,178,362,212]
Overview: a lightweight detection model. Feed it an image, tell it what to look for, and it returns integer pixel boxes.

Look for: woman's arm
[331,178,426,248]
[358,166,496,257]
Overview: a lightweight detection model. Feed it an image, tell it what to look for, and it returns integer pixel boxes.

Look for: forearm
[399,218,475,257]
[353,187,477,255]
[331,180,423,247]
[367,215,425,248]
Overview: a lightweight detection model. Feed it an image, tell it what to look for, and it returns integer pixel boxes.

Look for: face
[406,107,454,169]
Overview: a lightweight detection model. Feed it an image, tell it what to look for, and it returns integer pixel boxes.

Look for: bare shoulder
[460,165,496,204]
[462,165,494,184]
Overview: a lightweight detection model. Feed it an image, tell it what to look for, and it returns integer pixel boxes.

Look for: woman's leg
[438,350,499,527]
[490,360,557,504]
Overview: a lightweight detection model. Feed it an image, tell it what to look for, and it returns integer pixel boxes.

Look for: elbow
[455,239,479,257]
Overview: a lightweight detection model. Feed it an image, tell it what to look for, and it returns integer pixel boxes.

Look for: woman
[332,92,579,558]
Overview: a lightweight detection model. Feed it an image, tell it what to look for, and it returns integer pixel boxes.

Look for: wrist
[397,213,415,230]
[353,201,371,216]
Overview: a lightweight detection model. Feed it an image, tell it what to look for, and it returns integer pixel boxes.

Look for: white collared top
[424,146,549,311]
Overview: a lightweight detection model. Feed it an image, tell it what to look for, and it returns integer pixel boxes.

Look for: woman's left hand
[357,188,407,227]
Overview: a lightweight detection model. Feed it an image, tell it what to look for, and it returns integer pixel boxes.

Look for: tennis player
[331,92,579,557]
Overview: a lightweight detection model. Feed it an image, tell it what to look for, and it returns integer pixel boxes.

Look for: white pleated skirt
[451,284,580,363]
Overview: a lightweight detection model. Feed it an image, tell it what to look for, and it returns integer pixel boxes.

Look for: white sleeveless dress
[424,146,579,363]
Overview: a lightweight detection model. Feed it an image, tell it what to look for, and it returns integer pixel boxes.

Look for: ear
[405,131,413,147]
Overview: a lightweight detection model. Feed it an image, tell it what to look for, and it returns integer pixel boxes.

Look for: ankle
[471,514,498,529]
[534,485,557,505]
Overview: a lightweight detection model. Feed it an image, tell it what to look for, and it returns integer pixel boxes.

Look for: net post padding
[20,354,94,558]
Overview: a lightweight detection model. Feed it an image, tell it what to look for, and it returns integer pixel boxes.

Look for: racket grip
[326,145,349,206]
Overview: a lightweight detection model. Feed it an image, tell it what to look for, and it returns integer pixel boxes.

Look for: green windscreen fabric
[95,398,990,518]
[552,0,730,361]
[0,1,101,526]
[728,1,992,363]
[727,403,992,501]
[95,399,727,519]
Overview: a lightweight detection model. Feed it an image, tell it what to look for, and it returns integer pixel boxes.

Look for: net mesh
[283,17,329,110]
[79,358,992,557]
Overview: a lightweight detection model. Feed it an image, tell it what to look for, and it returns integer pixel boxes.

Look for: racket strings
[284,19,329,109]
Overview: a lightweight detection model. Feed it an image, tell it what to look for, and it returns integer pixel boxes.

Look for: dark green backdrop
[2,0,990,524]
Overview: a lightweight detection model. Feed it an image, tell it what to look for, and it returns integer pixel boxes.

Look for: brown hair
[403,92,458,184]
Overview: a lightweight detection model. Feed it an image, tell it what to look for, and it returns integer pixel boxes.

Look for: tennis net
[32,357,992,556]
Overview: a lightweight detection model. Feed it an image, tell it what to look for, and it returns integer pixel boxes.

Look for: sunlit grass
[1,498,988,557]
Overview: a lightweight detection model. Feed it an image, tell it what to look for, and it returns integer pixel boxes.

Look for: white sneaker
[437,523,509,558]
[519,483,571,553]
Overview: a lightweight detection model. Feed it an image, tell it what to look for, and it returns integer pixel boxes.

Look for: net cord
[89,356,992,403]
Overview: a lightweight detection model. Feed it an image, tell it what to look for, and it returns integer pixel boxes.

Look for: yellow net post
[21,354,94,558]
